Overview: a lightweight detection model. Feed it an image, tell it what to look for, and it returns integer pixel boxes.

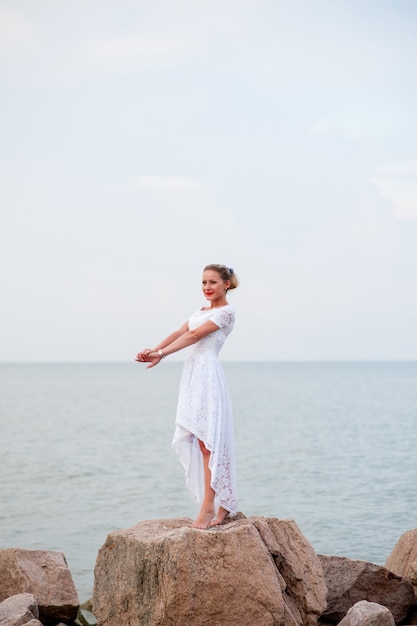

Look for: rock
[93,515,327,626]
[384,529,417,624]
[0,592,39,626]
[0,549,79,623]
[338,600,395,625]
[76,607,97,626]
[319,554,415,623]
[385,528,417,589]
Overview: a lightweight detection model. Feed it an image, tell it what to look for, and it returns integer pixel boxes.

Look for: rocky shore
[2,515,417,626]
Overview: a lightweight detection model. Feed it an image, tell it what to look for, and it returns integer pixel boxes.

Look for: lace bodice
[188,305,235,358]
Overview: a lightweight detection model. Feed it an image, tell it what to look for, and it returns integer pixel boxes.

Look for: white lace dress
[171,304,238,516]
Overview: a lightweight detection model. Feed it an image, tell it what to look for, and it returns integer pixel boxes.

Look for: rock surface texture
[319,554,415,623]
[385,529,417,625]
[0,592,40,626]
[93,515,327,626]
[338,600,395,626]
[386,528,417,588]
[0,549,79,623]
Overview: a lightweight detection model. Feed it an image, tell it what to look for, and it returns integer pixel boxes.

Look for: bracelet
[157,349,166,359]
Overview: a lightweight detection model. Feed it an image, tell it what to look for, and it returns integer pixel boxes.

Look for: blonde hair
[204,264,239,290]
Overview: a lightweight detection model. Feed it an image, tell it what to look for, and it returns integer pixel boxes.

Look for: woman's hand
[135,348,152,362]
[135,349,162,368]
[143,352,163,369]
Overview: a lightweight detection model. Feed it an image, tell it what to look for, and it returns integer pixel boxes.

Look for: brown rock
[319,554,415,623]
[385,530,417,624]
[0,549,79,623]
[0,592,39,626]
[93,515,327,626]
[338,600,395,626]
[385,528,417,588]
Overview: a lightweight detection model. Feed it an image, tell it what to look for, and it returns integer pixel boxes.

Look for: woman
[136,264,238,529]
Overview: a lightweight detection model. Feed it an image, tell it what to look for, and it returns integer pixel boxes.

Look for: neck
[209,297,228,309]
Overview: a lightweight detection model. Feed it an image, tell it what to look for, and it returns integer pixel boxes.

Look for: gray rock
[0,592,38,626]
[338,600,395,626]
[0,549,79,623]
[76,607,97,626]
[93,515,327,626]
[319,554,415,623]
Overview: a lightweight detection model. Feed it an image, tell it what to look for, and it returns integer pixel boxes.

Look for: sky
[1,0,416,362]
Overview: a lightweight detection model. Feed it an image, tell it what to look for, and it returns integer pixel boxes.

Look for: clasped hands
[135,349,162,369]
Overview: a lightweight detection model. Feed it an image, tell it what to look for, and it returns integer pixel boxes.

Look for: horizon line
[1,359,416,365]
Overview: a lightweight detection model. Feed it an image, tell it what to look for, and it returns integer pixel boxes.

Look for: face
[202,269,230,302]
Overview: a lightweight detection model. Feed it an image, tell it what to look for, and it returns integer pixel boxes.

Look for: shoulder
[208,305,235,329]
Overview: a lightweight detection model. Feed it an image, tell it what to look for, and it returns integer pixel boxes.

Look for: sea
[1,361,416,601]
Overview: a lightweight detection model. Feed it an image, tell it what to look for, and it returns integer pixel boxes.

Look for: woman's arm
[135,321,188,363]
[137,319,220,369]
[153,321,190,351]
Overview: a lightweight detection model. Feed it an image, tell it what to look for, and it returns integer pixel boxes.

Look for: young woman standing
[136,264,238,529]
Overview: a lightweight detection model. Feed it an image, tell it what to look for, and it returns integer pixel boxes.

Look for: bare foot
[192,507,215,529]
[208,507,230,527]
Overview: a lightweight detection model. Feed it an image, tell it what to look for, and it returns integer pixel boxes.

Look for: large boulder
[338,600,395,626]
[93,515,327,626]
[0,549,79,623]
[319,554,415,623]
[0,592,40,626]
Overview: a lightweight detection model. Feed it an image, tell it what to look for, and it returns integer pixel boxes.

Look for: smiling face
[202,269,231,306]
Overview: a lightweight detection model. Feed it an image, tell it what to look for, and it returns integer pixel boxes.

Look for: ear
[224,280,231,291]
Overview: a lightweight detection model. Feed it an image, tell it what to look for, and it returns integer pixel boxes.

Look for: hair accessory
[229,267,234,274]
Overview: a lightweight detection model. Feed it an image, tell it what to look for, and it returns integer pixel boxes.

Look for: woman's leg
[192,439,230,529]
[208,506,229,527]
[192,440,216,529]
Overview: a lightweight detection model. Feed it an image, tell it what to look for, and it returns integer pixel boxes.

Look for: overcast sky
[1,0,416,362]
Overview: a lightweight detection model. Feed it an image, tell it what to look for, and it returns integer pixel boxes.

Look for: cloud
[371,161,417,221]
[134,175,203,193]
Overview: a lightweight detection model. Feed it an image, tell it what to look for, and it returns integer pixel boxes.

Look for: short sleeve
[209,307,235,333]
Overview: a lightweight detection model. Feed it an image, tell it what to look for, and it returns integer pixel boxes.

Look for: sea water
[1,361,416,600]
